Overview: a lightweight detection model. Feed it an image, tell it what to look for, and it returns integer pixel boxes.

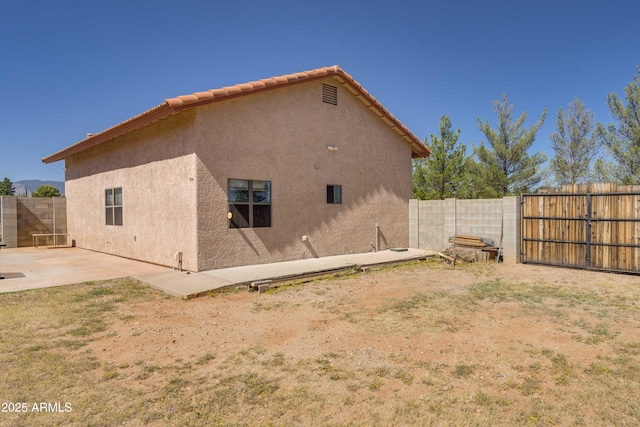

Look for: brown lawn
[1,260,639,426]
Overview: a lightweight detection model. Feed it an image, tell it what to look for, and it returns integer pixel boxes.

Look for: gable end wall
[194,77,413,270]
[64,110,199,270]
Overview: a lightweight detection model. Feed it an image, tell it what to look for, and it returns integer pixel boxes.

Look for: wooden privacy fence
[521,183,640,273]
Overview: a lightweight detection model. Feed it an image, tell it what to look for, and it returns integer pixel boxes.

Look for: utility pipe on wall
[375,223,379,252]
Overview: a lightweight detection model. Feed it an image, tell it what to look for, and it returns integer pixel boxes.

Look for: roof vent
[322,84,337,106]
[86,133,94,138]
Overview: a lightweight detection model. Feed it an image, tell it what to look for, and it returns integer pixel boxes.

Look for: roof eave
[330,69,430,158]
[42,103,176,164]
[42,65,430,163]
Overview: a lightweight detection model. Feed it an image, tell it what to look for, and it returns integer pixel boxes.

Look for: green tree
[595,65,640,184]
[0,177,15,196]
[462,158,504,198]
[32,185,61,198]
[475,94,547,196]
[549,98,598,185]
[412,116,467,199]
[592,158,618,183]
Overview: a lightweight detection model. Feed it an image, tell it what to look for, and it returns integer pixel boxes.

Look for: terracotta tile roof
[42,66,430,163]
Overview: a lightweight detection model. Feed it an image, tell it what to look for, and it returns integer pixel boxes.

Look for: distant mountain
[14,180,65,196]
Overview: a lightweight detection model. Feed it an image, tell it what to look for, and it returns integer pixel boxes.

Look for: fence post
[586,193,591,269]
[500,196,520,264]
[409,199,419,249]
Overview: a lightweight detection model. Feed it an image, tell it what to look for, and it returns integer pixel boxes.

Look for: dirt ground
[97,261,637,368]
[74,259,639,425]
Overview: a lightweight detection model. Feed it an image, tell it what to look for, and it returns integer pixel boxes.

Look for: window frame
[105,187,123,226]
[327,185,342,204]
[228,179,272,228]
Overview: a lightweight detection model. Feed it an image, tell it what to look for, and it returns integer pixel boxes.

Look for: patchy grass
[453,363,474,378]
[1,264,640,426]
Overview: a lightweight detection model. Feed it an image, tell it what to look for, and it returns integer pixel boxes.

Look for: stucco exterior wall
[64,111,199,270]
[194,78,413,270]
[59,77,417,272]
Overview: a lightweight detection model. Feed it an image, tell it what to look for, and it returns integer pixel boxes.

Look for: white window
[105,187,123,226]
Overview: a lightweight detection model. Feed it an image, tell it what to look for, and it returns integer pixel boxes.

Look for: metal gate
[521,191,640,273]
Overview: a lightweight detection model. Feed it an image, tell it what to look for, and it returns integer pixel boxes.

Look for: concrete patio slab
[0,247,170,294]
[0,246,435,298]
[135,249,435,299]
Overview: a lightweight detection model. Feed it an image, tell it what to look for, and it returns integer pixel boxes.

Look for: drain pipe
[302,235,308,259]
[174,251,183,272]
[375,223,379,252]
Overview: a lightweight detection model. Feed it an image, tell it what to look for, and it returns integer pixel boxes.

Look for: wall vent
[322,84,337,105]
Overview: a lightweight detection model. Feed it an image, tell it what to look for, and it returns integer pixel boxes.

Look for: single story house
[43,66,430,271]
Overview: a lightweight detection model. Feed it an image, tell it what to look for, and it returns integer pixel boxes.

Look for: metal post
[0,196,3,243]
[520,195,525,263]
[586,194,591,269]
[52,197,56,247]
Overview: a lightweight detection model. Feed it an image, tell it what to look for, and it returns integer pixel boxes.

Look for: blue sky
[1,0,638,182]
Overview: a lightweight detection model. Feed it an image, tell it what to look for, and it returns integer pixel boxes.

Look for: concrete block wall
[500,197,520,263]
[0,196,18,247]
[409,196,520,263]
[0,196,67,247]
[18,197,68,247]
[456,199,503,245]
[409,199,446,250]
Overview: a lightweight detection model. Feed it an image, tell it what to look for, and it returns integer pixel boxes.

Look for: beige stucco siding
[59,77,416,272]
[194,78,412,270]
[64,111,199,270]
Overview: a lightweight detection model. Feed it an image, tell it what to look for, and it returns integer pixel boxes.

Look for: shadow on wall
[378,227,388,249]
[192,81,413,265]
[206,165,406,259]
[236,229,259,255]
